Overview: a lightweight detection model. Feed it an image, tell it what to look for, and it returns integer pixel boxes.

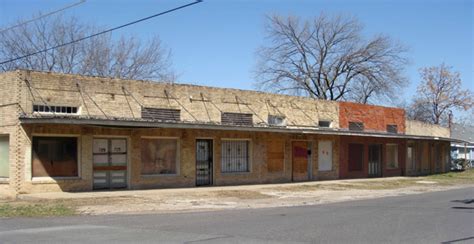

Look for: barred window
[221,140,249,173]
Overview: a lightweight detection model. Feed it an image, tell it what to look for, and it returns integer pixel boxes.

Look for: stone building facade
[0,70,454,194]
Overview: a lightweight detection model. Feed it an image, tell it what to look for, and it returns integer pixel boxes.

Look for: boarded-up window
[221,140,249,172]
[0,136,9,178]
[141,107,180,121]
[141,138,178,175]
[386,144,399,169]
[221,113,253,126]
[348,122,364,131]
[348,143,364,171]
[32,137,78,177]
[267,140,284,172]
[318,141,332,171]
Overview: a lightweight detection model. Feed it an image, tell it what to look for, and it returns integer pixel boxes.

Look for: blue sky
[1,0,473,108]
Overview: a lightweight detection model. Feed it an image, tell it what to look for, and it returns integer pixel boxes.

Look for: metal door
[196,139,212,186]
[93,138,128,189]
[368,144,382,177]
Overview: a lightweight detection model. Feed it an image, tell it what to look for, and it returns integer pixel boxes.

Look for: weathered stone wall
[405,120,450,138]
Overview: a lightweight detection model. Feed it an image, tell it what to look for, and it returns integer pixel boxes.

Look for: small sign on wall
[318,141,332,171]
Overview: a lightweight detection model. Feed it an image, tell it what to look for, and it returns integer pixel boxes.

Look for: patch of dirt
[6,171,474,216]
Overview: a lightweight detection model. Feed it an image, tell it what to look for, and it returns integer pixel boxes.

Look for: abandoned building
[0,70,457,194]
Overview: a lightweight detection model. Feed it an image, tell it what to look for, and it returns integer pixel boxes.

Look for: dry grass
[424,169,474,185]
[0,202,75,217]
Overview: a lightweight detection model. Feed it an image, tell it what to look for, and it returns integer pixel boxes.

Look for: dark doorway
[196,139,213,186]
[368,144,382,177]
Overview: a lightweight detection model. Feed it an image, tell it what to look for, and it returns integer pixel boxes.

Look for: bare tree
[0,14,175,81]
[255,14,408,104]
[406,64,473,125]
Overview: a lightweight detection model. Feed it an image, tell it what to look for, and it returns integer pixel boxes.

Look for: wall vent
[33,104,78,114]
[221,112,253,126]
[141,107,180,121]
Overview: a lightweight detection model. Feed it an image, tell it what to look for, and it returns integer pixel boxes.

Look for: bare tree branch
[255,13,409,104]
[406,63,473,125]
[0,14,175,82]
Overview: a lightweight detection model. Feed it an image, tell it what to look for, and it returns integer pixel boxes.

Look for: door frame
[92,136,131,190]
[368,144,382,177]
[196,138,214,186]
[290,140,312,181]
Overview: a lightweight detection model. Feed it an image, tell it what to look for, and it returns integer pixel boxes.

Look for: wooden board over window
[141,138,178,175]
[32,137,78,177]
[267,139,284,172]
[348,143,364,171]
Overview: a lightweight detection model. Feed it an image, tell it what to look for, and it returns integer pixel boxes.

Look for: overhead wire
[0,0,86,34]
[0,0,203,65]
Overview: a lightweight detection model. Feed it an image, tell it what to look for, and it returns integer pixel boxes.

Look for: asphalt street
[0,187,473,243]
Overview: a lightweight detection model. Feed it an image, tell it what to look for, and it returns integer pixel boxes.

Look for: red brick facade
[339,136,406,179]
[339,102,406,134]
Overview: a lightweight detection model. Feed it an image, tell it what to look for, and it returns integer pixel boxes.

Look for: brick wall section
[20,70,340,128]
[339,136,406,179]
[339,101,406,133]
[19,124,340,193]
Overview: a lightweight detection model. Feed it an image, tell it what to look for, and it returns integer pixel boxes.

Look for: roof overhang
[19,116,463,143]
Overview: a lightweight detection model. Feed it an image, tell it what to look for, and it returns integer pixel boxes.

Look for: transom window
[221,140,249,173]
[33,105,78,114]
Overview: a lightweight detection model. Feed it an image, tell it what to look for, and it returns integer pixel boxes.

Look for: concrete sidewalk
[5,176,471,215]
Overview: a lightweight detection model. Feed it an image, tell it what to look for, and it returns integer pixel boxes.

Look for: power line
[0,0,86,34]
[0,0,203,65]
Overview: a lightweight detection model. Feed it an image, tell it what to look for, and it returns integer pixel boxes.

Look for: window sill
[221,172,251,175]
[141,174,179,178]
[31,177,81,183]
[0,178,9,184]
